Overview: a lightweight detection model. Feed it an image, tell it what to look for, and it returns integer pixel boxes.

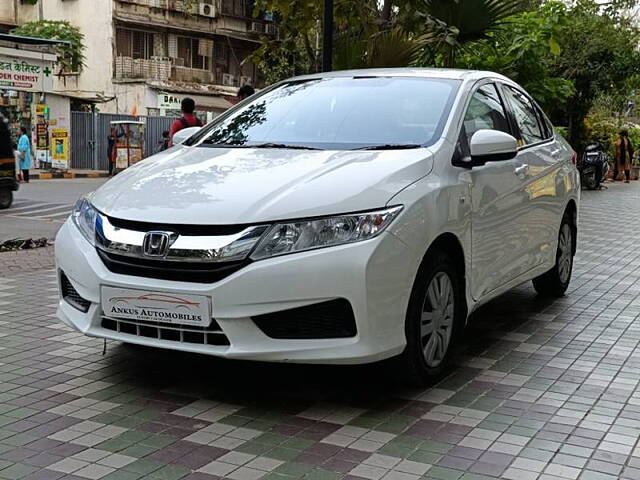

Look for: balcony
[115,56,172,81]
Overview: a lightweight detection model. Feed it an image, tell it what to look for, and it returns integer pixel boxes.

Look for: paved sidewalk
[1,182,640,480]
[0,246,55,276]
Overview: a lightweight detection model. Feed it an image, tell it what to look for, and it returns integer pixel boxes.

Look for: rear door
[461,82,533,300]
[498,84,564,269]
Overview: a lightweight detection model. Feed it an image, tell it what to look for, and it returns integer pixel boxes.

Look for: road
[0,182,639,479]
[0,177,108,242]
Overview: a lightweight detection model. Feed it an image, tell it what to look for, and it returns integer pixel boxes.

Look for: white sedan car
[56,69,579,383]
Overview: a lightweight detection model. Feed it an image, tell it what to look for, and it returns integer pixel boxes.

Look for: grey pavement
[0,178,108,241]
[0,180,639,480]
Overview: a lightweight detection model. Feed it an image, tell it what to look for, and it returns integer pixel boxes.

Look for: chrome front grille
[101,316,230,346]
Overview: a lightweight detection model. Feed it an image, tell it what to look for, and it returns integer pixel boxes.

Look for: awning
[51,91,116,104]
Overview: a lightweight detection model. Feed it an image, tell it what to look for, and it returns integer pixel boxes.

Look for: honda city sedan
[55,68,579,383]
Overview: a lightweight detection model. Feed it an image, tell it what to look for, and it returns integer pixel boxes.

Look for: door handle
[514,164,529,177]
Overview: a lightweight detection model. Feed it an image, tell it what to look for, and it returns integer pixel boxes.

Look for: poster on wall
[35,104,50,167]
[51,128,69,169]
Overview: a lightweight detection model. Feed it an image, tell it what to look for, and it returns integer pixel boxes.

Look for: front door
[499,84,564,269]
[460,82,532,299]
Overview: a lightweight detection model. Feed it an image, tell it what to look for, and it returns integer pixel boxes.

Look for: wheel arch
[422,232,468,318]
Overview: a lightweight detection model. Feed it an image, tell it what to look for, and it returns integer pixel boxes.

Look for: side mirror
[172,126,202,146]
[470,129,518,166]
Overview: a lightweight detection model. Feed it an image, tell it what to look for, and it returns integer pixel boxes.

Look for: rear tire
[399,250,465,385]
[533,213,574,297]
[0,188,12,209]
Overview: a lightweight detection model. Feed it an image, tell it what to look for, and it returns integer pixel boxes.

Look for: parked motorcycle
[579,142,609,190]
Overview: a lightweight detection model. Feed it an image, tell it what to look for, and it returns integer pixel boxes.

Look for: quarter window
[503,87,545,145]
[462,84,511,146]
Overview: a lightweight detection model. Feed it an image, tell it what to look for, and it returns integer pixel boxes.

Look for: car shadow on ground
[105,284,558,409]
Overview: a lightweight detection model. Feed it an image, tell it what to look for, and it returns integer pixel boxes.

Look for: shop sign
[51,128,69,169]
[158,92,181,110]
[0,55,54,92]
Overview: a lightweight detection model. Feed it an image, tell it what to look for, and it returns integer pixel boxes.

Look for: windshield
[193,76,460,150]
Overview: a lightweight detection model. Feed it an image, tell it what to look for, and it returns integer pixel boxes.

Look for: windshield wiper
[353,143,423,151]
[201,142,321,150]
[247,143,321,150]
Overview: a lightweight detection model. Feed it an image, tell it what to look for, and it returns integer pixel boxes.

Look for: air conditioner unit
[265,23,276,35]
[199,2,217,17]
[239,76,252,86]
[222,73,235,86]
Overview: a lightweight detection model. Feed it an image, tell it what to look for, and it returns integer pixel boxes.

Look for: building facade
[0,0,273,116]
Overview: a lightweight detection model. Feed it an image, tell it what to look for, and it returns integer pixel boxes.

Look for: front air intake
[60,272,91,312]
[252,299,357,339]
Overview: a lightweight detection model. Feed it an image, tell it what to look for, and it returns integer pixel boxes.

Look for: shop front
[0,36,70,170]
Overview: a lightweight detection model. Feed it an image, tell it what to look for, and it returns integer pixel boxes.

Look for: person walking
[168,98,202,147]
[17,126,31,183]
[107,128,116,176]
[237,84,255,101]
[614,129,634,183]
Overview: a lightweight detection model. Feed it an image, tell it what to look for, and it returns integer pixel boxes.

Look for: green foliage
[412,0,524,67]
[550,0,640,148]
[333,27,416,70]
[457,1,574,112]
[11,20,86,74]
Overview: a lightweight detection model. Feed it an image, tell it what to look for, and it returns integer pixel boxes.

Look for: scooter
[579,142,609,190]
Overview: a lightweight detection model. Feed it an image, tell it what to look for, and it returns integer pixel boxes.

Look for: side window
[502,87,545,145]
[462,83,511,147]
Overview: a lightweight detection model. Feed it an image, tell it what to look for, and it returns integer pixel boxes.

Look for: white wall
[39,0,115,105]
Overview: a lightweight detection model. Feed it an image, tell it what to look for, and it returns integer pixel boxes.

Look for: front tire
[400,250,465,385]
[0,188,12,209]
[533,213,574,297]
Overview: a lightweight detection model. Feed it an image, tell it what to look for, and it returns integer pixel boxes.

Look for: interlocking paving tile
[3,183,640,480]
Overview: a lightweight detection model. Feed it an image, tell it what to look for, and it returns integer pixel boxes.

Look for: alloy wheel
[558,224,572,284]
[420,272,454,368]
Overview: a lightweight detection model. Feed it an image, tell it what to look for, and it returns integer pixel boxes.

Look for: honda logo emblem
[142,231,174,257]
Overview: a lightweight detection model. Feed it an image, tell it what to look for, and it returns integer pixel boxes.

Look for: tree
[246,0,398,82]
[411,0,524,68]
[12,21,86,74]
[550,0,640,148]
[457,1,575,113]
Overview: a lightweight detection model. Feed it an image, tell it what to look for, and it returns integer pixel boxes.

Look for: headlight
[71,197,98,245]
[251,206,402,260]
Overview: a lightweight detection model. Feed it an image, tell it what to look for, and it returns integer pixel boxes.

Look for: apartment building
[0,0,273,116]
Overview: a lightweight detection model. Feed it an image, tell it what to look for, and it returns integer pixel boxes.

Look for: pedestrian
[158,130,170,153]
[168,98,202,147]
[237,84,255,101]
[107,128,116,176]
[614,128,634,183]
[17,126,31,183]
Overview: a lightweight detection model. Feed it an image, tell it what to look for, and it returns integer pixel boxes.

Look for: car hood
[91,145,434,224]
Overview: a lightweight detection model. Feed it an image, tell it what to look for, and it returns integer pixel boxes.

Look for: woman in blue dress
[17,126,31,183]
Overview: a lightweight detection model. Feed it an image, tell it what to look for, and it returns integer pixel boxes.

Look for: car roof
[288,68,512,83]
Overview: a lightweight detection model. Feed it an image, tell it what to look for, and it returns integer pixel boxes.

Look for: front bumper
[55,219,416,364]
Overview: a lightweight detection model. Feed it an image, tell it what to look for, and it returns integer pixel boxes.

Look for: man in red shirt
[168,98,203,146]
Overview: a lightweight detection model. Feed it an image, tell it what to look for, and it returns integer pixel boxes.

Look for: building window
[222,0,247,16]
[116,28,155,60]
[176,37,211,70]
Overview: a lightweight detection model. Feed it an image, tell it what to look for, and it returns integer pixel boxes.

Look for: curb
[29,172,109,180]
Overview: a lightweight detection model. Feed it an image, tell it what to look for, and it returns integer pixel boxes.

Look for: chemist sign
[0,54,54,92]
[157,92,181,110]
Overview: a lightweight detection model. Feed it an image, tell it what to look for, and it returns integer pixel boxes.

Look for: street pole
[322,0,333,72]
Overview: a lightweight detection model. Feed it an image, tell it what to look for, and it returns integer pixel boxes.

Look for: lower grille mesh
[101,317,230,346]
[252,299,357,339]
[61,272,91,312]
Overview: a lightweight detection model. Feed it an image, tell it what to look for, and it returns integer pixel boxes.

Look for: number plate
[101,286,211,327]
